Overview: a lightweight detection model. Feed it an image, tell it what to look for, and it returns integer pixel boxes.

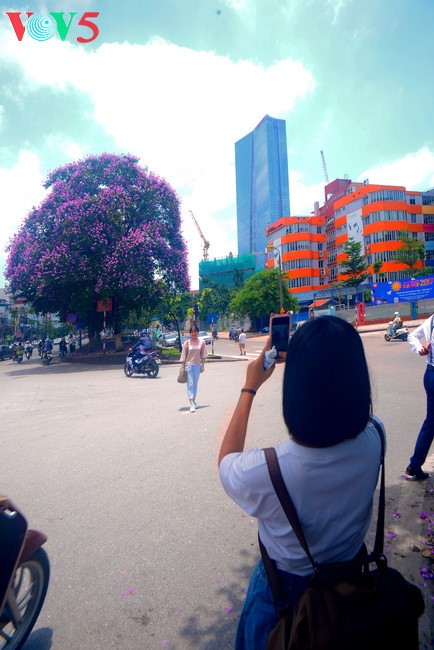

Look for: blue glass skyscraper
[235,115,290,267]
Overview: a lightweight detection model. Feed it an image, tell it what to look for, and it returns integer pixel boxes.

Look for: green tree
[197,283,232,320]
[413,266,434,277]
[339,238,369,294]
[229,269,298,326]
[393,229,425,273]
[232,268,244,289]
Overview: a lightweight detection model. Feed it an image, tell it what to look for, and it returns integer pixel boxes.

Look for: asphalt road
[1,332,433,649]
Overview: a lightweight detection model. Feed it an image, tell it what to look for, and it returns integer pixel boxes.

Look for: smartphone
[270,314,291,354]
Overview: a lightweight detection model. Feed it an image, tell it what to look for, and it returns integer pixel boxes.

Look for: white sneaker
[193,400,198,408]
[190,404,196,413]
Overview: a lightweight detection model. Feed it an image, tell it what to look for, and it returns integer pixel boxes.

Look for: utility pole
[267,245,284,312]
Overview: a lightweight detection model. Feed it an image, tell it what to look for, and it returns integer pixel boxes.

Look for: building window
[367,189,405,203]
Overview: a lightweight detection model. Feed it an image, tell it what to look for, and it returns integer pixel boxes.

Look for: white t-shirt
[238,332,246,344]
[219,418,384,575]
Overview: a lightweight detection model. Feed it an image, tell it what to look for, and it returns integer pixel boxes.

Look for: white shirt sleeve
[408,315,433,354]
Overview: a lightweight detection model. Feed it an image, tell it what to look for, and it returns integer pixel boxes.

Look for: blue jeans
[235,559,311,650]
[186,364,201,400]
[410,367,434,469]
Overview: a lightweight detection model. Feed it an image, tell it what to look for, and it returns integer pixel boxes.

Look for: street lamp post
[267,245,284,312]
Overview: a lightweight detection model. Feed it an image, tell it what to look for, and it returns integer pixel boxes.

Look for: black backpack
[260,420,425,650]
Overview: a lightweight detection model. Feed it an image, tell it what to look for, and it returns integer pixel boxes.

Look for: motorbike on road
[0,495,50,649]
[12,349,24,365]
[24,345,32,360]
[384,321,409,341]
[124,350,160,378]
[41,352,53,365]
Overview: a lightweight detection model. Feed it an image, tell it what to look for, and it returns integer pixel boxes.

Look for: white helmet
[394,312,399,316]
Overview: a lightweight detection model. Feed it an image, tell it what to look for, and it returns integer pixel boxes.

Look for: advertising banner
[369,276,434,304]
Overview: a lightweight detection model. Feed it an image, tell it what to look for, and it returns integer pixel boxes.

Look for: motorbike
[384,321,409,341]
[41,351,53,365]
[124,350,160,378]
[0,495,50,649]
[24,346,33,360]
[12,350,24,364]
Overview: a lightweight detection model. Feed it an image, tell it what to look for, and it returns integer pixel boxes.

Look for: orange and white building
[266,177,434,296]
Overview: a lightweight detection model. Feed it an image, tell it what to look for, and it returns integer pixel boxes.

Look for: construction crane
[189,210,210,261]
[320,150,329,184]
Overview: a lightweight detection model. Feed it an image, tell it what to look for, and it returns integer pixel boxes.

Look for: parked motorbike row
[0,496,49,648]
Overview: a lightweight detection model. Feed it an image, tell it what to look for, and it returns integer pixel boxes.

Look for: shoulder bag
[260,419,425,650]
[177,340,188,383]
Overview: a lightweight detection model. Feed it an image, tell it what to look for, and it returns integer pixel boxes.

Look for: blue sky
[1,0,433,289]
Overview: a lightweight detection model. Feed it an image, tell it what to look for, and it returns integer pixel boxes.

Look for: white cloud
[0,33,315,287]
[358,146,434,191]
[289,170,325,215]
[221,0,252,10]
[326,0,353,25]
[0,150,47,277]
[43,134,88,161]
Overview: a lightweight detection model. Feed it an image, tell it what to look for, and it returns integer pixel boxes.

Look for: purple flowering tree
[6,153,190,350]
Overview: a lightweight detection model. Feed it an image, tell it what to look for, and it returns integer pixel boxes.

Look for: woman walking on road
[180,326,207,413]
[238,329,246,355]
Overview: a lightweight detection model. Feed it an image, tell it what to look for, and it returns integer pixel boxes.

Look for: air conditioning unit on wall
[320,269,325,276]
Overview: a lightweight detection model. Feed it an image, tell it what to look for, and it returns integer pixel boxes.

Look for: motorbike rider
[38,339,45,356]
[391,311,403,335]
[132,330,153,367]
[42,337,53,357]
[13,341,24,361]
[25,341,33,357]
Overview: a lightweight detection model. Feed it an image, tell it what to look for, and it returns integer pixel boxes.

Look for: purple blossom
[5,153,190,326]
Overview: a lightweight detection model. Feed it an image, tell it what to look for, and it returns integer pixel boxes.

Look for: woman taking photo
[180,325,207,413]
[218,316,384,649]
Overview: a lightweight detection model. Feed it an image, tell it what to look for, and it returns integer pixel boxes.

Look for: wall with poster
[347,207,363,245]
[369,276,434,304]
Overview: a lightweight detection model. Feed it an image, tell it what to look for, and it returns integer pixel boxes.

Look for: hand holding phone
[270,313,291,358]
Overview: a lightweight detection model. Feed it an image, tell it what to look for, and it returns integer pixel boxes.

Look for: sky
[1,0,433,290]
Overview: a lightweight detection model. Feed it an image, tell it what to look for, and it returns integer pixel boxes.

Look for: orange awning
[308,298,329,308]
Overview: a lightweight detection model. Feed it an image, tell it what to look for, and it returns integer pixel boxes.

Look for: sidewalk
[356,318,425,334]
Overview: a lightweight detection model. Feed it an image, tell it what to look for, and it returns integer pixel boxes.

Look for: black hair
[190,325,200,333]
[282,316,372,447]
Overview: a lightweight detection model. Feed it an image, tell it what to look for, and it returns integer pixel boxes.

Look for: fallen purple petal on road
[392,511,401,519]
[161,641,169,647]
[419,512,428,519]
[386,532,396,538]
[122,587,137,596]
[225,605,233,613]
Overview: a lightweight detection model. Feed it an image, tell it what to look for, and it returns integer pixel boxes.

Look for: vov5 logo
[5,11,100,43]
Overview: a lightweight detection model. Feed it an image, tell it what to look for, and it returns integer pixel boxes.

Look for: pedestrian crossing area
[222,346,263,360]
